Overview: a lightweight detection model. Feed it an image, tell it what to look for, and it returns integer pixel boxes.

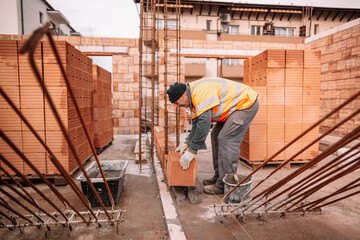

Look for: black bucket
[77,160,128,207]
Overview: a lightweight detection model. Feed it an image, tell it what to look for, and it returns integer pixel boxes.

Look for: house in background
[136,0,360,82]
[0,0,80,36]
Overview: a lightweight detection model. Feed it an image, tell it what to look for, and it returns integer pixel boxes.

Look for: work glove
[180,150,196,170]
[175,143,189,155]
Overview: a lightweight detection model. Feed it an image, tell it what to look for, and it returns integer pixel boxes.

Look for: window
[274,27,295,37]
[39,11,43,24]
[156,19,177,30]
[314,24,319,35]
[223,59,239,66]
[251,25,261,35]
[206,20,212,31]
[222,25,238,34]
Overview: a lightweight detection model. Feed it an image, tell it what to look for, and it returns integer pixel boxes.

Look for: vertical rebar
[175,0,181,147]
[164,0,169,154]
[139,0,144,171]
[150,0,156,163]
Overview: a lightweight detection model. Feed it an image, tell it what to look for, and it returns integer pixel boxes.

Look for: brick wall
[305,19,360,137]
[1,33,306,136]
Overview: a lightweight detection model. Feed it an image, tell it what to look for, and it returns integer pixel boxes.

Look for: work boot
[203,185,224,195]
[202,176,217,186]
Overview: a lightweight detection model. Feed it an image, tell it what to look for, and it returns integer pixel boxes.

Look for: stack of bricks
[154,126,197,186]
[306,21,360,137]
[111,40,140,135]
[0,40,94,175]
[241,49,320,164]
[92,65,113,148]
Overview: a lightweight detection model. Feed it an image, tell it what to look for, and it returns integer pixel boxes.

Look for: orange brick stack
[0,40,94,175]
[154,127,197,186]
[241,49,320,164]
[92,65,113,149]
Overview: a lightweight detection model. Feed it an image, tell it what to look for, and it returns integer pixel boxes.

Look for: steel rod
[289,146,360,197]
[270,157,360,212]
[20,23,111,219]
[138,0,144,171]
[300,178,360,211]
[0,196,34,225]
[0,176,59,223]
[255,127,360,200]
[45,30,114,209]
[164,0,169,154]
[0,133,74,221]
[243,107,360,202]
[0,87,96,218]
[284,161,360,211]
[222,90,360,202]
[0,154,68,222]
[0,163,38,208]
[150,0,156,164]
[0,187,44,223]
[248,128,360,212]
[307,188,360,211]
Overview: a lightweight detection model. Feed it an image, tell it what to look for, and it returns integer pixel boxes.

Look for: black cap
[166,82,186,103]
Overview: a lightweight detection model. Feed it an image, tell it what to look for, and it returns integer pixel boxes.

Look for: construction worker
[166,78,259,195]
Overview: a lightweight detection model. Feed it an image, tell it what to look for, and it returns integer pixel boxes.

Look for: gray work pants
[211,99,259,189]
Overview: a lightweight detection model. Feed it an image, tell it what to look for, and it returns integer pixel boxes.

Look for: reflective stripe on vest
[189,78,257,122]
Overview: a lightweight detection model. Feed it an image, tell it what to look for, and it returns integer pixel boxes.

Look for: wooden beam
[217,6,221,16]
[240,11,244,20]
[332,11,340,21]
[248,11,252,20]
[232,10,235,19]
[264,11,268,20]
[199,4,203,16]
[347,12,355,22]
[288,13,293,21]
[280,12,285,21]
[339,12,347,22]
[317,11,324,21]
[84,52,127,56]
[272,12,276,21]
[208,5,212,16]
[256,12,260,20]
[324,11,332,21]
[190,5,193,15]
[170,53,250,59]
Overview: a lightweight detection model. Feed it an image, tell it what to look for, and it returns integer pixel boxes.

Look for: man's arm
[185,109,212,154]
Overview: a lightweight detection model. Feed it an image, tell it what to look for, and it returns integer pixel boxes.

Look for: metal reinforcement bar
[222,90,360,202]
[0,176,58,223]
[0,196,35,225]
[0,162,38,208]
[0,153,66,223]
[0,209,124,229]
[138,0,144,170]
[44,27,114,209]
[248,128,360,213]
[225,126,360,216]
[0,87,97,220]
[20,22,112,219]
[241,107,360,202]
[0,187,44,224]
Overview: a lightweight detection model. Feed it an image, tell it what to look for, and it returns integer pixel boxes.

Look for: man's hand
[175,143,189,155]
[180,150,195,170]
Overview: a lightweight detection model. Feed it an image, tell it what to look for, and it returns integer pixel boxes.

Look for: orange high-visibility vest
[189,78,258,122]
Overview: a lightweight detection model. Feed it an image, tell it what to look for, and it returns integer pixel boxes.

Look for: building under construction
[0,0,359,239]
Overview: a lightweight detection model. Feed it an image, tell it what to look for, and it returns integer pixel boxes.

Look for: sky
[47,0,360,38]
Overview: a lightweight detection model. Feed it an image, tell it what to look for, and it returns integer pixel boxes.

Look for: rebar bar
[222,90,360,202]
[0,87,97,219]
[20,22,111,220]
[0,187,44,224]
[241,107,360,202]
[139,0,144,171]
[0,196,35,225]
[0,176,58,223]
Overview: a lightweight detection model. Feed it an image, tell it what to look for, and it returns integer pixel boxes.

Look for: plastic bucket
[223,173,253,204]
